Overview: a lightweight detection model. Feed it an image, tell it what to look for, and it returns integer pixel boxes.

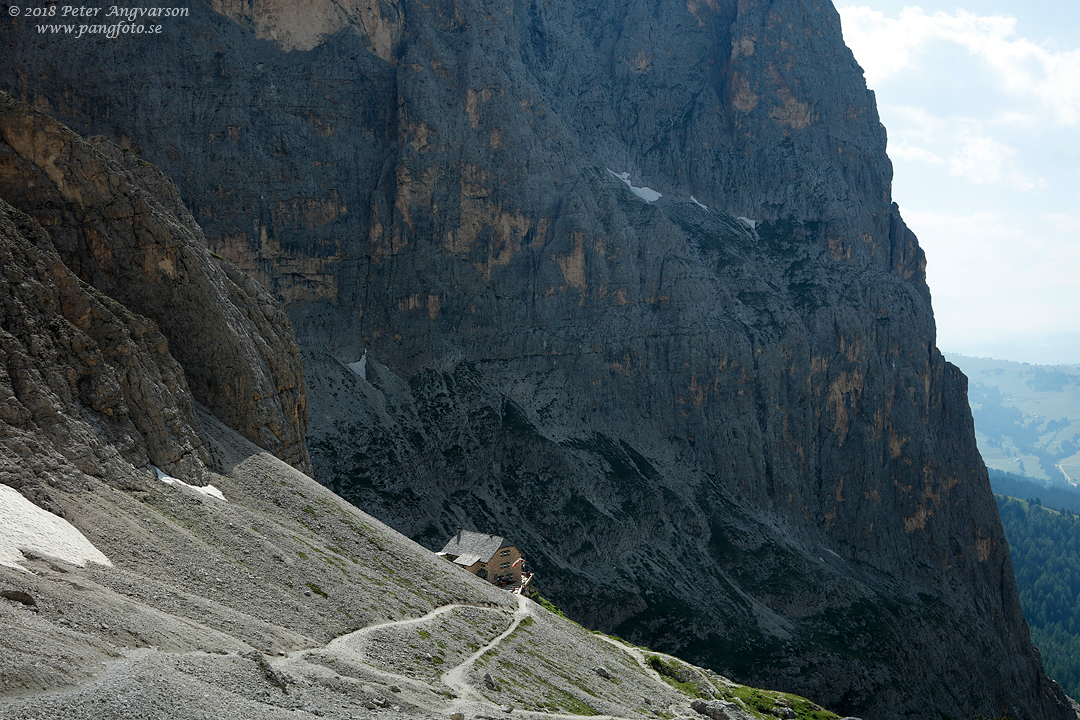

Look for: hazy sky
[836,2,1080,365]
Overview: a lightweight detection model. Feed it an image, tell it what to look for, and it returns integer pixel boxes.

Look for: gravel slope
[0,409,839,720]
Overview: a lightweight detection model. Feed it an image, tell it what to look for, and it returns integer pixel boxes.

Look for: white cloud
[1043,214,1080,233]
[889,141,945,165]
[839,6,1080,125]
[945,134,1044,191]
[839,7,1018,83]
[885,112,1044,192]
[838,6,921,81]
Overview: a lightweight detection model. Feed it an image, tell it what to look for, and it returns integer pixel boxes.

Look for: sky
[836,2,1080,365]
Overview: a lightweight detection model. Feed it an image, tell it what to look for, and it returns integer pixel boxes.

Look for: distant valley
[946,354,1080,485]
[963,352,1080,707]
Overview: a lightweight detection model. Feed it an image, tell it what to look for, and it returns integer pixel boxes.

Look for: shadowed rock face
[1,1,1071,718]
[0,94,311,478]
[0,195,209,505]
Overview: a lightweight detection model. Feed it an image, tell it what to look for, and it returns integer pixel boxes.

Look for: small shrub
[745,691,774,714]
[537,596,567,619]
[646,655,706,698]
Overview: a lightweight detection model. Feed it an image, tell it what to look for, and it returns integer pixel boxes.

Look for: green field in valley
[946,354,1080,485]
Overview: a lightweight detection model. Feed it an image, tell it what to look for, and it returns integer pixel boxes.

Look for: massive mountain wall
[2,1,1072,718]
[0,91,836,720]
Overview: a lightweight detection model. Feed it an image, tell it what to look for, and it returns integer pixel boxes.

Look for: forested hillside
[997,495,1080,698]
[990,470,1080,514]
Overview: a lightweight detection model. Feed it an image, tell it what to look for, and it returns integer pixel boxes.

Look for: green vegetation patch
[537,595,569,620]
[719,686,838,720]
[646,655,707,698]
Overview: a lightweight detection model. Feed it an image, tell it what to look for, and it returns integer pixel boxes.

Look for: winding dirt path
[438,596,679,720]
[266,603,475,705]
[442,593,530,709]
[590,633,668,684]
[325,603,461,655]
[273,595,682,720]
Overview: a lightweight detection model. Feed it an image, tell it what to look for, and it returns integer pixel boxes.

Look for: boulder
[691,699,755,720]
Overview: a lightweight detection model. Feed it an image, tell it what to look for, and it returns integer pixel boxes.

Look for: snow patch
[737,217,757,229]
[607,169,662,203]
[0,484,113,573]
[155,466,227,502]
[690,195,709,211]
[347,350,367,381]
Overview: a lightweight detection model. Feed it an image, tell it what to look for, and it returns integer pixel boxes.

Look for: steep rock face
[0,94,311,475]
[0,197,209,507]
[1,2,1069,719]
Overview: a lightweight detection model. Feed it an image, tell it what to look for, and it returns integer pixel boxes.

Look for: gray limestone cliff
[0,194,210,505]
[0,1,1071,718]
[0,93,311,477]
[0,91,312,531]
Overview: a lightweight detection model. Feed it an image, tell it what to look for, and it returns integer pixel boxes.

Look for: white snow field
[607,168,663,202]
[0,484,113,573]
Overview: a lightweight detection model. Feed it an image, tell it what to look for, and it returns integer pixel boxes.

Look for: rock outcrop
[0,93,311,477]
[0,195,209,504]
[692,698,757,720]
[1,2,1070,719]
